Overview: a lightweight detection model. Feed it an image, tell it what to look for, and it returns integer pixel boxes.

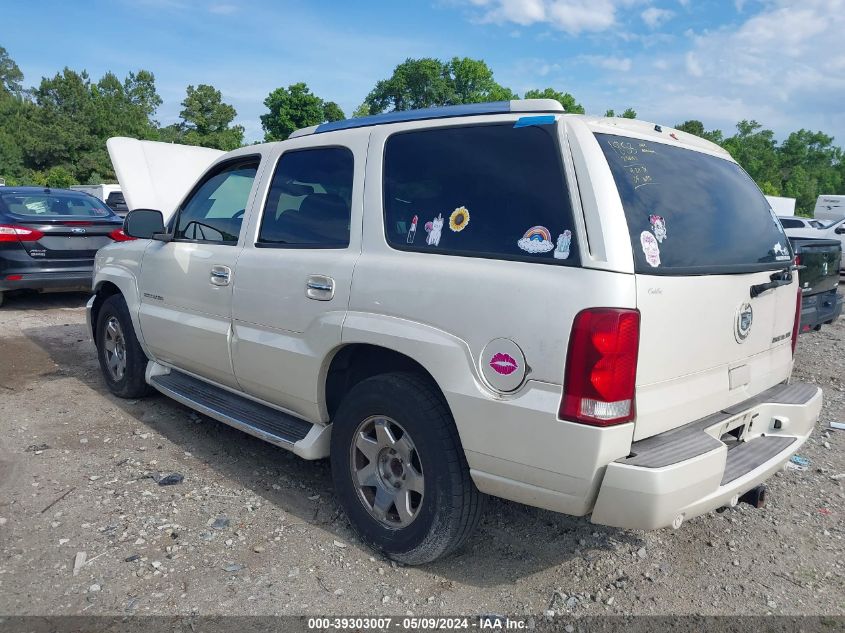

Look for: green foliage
[45,165,77,188]
[523,88,584,114]
[352,102,371,118]
[364,57,516,113]
[604,107,636,118]
[170,84,244,150]
[260,83,345,141]
[675,120,724,144]
[0,46,24,97]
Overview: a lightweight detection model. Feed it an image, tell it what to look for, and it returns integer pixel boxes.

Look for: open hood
[106,137,224,222]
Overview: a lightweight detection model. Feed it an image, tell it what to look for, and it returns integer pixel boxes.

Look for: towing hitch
[739,484,767,509]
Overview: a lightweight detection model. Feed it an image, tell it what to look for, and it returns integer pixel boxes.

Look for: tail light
[0,224,44,242]
[560,308,640,426]
[791,285,802,355]
[108,228,136,242]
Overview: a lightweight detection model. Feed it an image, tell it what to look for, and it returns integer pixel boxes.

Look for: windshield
[0,192,115,218]
[597,133,791,275]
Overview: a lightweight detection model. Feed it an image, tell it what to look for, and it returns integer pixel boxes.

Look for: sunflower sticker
[449,206,470,232]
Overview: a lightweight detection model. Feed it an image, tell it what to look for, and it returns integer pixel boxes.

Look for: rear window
[0,192,114,218]
[779,218,804,229]
[597,133,790,275]
[383,123,579,266]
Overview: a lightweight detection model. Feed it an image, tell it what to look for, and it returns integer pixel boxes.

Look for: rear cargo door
[597,133,798,440]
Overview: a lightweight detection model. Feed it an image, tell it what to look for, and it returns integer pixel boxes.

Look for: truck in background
[814,195,845,224]
[788,237,843,332]
[70,184,128,216]
[766,195,796,216]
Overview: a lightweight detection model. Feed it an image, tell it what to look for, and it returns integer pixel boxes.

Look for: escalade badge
[735,303,753,343]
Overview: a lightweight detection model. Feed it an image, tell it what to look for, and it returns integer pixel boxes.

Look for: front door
[231,139,364,420]
[138,156,261,389]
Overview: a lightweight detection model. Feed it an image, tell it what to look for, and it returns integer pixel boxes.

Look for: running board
[148,368,330,458]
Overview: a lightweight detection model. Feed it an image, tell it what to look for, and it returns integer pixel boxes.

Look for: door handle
[306,275,335,300]
[210,265,231,286]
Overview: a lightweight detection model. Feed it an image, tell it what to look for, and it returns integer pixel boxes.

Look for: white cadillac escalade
[88,99,823,564]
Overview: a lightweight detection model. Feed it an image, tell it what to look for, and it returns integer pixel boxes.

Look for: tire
[0,291,4,308]
[330,372,485,564]
[95,294,151,398]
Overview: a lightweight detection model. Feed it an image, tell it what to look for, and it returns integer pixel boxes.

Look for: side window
[383,123,579,265]
[174,158,259,244]
[257,147,354,248]
[779,218,802,228]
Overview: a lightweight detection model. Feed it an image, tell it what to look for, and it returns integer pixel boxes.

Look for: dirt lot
[0,291,843,618]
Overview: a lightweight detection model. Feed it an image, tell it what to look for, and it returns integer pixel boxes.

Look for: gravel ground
[0,290,843,618]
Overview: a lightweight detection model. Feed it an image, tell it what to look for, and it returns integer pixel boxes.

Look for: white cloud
[641,7,674,28]
[582,55,633,71]
[466,0,620,34]
[684,51,702,76]
[208,4,238,14]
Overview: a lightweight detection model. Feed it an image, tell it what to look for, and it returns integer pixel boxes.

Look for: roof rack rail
[289,99,565,138]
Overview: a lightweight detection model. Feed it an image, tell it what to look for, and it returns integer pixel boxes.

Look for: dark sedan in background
[0,187,133,307]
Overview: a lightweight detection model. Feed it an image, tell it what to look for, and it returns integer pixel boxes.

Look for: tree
[176,84,243,150]
[260,83,345,141]
[721,120,781,196]
[675,120,724,144]
[523,88,584,114]
[604,108,636,118]
[352,102,371,118]
[0,46,24,97]
[364,57,516,113]
[777,129,843,213]
[124,70,163,121]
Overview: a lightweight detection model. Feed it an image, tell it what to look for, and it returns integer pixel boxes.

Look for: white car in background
[87,100,822,563]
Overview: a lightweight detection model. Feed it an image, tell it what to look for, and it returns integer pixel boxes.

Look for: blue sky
[3,0,843,143]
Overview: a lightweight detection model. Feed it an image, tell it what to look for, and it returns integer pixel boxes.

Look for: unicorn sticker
[425,214,444,247]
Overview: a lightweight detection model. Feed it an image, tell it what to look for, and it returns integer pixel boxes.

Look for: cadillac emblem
[735,302,753,343]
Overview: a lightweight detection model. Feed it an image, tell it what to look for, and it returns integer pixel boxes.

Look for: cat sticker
[640,231,661,267]
[554,230,572,260]
[649,214,667,243]
[425,214,444,246]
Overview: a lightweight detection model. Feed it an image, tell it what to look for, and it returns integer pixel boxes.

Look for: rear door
[231,136,364,420]
[0,191,123,268]
[596,133,798,440]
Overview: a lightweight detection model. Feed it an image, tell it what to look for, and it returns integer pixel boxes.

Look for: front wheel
[330,372,485,564]
[95,294,151,398]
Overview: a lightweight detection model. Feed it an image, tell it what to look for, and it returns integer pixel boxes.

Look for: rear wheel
[330,372,485,564]
[95,294,151,398]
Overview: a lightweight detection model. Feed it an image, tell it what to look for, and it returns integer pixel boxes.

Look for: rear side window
[258,147,354,248]
[0,192,114,218]
[778,218,803,228]
[383,123,579,266]
[597,133,790,275]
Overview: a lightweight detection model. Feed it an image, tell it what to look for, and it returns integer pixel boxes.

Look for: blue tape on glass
[513,115,557,128]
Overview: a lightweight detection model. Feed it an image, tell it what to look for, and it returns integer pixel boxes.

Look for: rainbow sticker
[517,225,554,254]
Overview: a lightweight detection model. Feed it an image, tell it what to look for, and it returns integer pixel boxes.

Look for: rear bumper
[590,382,822,530]
[799,289,842,330]
[0,269,93,292]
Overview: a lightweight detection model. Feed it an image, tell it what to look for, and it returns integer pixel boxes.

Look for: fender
[92,240,150,355]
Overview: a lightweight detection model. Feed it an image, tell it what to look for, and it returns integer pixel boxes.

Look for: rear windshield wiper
[750,268,792,298]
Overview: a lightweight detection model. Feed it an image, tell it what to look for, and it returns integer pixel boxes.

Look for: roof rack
[289,99,565,138]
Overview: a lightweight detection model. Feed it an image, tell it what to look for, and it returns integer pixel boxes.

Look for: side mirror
[835,226,845,235]
[124,209,169,240]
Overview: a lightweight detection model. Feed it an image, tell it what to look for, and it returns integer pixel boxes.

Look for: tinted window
[597,133,790,275]
[383,123,579,265]
[779,218,803,228]
[257,147,354,248]
[175,159,259,243]
[0,192,114,218]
